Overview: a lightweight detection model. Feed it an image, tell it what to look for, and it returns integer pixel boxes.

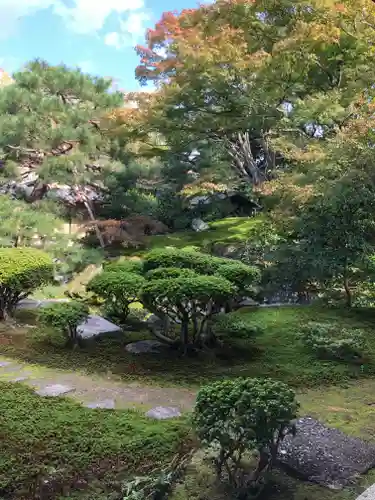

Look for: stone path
[0,354,196,418]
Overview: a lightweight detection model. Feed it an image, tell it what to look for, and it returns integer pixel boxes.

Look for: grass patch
[122,216,261,258]
[1,305,375,388]
[0,382,190,499]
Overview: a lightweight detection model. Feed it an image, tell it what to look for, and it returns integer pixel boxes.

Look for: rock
[16,298,41,309]
[191,218,209,232]
[77,315,122,339]
[11,377,28,383]
[146,406,182,420]
[86,399,115,409]
[277,417,375,489]
[188,195,211,207]
[357,484,375,499]
[238,297,259,307]
[126,340,166,354]
[0,361,12,367]
[36,384,75,397]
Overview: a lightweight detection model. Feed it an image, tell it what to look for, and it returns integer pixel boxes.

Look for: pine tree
[0,59,125,246]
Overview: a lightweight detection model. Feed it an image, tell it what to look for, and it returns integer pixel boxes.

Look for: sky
[0,0,207,92]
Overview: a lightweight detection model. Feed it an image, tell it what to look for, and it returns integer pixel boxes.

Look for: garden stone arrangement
[16,298,122,339]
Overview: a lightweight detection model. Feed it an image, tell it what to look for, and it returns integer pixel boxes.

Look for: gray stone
[357,484,375,499]
[16,298,41,309]
[238,297,259,307]
[146,406,182,420]
[36,384,75,397]
[86,399,115,409]
[11,377,28,383]
[191,218,209,232]
[126,340,165,354]
[77,315,121,339]
[0,361,12,367]
[277,417,375,489]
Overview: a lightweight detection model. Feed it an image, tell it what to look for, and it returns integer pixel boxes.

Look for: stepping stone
[85,399,115,409]
[357,484,375,499]
[11,376,28,383]
[77,315,121,339]
[16,298,41,309]
[278,417,375,489]
[36,384,75,397]
[146,406,182,420]
[126,340,165,354]
[0,361,12,367]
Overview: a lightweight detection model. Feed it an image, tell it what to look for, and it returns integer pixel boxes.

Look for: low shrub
[212,312,263,339]
[38,301,89,348]
[0,247,53,319]
[87,271,145,323]
[299,322,366,363]
[193,377,298,498]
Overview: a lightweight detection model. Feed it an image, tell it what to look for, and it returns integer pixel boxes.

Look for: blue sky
[0,0,206,91]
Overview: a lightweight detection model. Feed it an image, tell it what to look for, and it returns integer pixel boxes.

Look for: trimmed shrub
[193,378,298,496]
[142,248,221,275]
[145,267,198,281]
[140,275,235,349]
[103,259,143,275]
[38,301,89,348]
[214,261,261,296]
[213,312,263,339]
[0,248,53,319]
[87,271,145,323]
[299,322,365,363]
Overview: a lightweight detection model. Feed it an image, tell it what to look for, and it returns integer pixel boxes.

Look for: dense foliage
[38,301,89,348]
[87,270,145,323]
[0,248,53,319]
[193,377,298,497]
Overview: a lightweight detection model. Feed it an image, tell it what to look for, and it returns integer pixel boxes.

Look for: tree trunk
[343,263,352,308]
[82,197,105,248]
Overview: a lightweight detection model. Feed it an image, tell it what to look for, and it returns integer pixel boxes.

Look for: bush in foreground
[0,247,53,319]
[193,378,298,498]
[38,301,89,348]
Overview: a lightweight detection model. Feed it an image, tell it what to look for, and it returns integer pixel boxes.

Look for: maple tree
[134,0,375,187]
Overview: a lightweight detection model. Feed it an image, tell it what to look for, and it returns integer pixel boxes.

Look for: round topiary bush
[0,247,53,319]
[193,377,299,496]
[87,270,145,323]
[103,259,143,275]
[140,274,235,349]
[214,261,261,296]
[38,301,89,348]
[142,248,220,275]
[145,267,198,280]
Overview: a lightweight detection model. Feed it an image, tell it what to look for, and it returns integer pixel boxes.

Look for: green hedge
[0,247,53,319]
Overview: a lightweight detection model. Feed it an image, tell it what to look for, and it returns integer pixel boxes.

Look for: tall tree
[0,60,125,246]
[135,0,375,186]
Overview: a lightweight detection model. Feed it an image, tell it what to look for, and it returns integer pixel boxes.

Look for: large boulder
[278,417,375,489]
[191,218,209,232]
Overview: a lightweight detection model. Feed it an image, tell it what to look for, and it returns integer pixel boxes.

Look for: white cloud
[0,0,146,38]
[104,11,149,50]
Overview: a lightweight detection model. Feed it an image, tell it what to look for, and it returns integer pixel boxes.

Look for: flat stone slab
[146,406,182,420]
[77,315,121,339]
[85,399,115,409]
[36,384,75,397]
[357,484,375,499]
[11,377,28,383]
[125,340,166,354]
[0,361,12,367]
[278,417,375,489]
